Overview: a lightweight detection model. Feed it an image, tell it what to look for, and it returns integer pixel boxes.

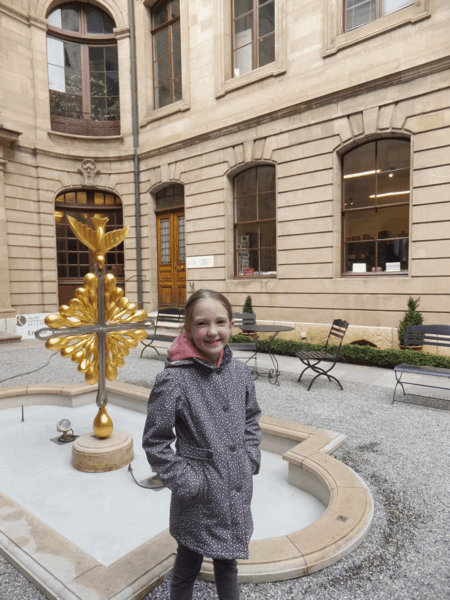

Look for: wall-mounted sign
[186,256,214,269]
[16,313,50,339]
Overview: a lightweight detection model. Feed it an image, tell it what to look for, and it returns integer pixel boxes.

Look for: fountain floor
[0,383,373,600]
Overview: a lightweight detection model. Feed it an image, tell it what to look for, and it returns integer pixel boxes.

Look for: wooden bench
[392,324,450,404]
[140,307,184,358]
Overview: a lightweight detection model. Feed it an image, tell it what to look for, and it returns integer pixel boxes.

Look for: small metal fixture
[55,419,77,443]
[128,464,166,491]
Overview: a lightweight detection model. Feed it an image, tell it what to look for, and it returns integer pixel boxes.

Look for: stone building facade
[0,0,449,348]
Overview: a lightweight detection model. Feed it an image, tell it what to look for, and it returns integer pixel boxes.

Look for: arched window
[55,190,124,304]
[342,138,410,274]
[47,3,120,136]
[234,166,276,276]
[233,0,275,77]
[151,0,181,109]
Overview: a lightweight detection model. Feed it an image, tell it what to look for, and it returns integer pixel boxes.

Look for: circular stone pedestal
[72,431,134,473]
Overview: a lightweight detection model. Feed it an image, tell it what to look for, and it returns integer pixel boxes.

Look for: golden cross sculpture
[35,216,154,439]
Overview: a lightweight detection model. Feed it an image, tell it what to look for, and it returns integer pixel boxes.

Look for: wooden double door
[157,210,186,308]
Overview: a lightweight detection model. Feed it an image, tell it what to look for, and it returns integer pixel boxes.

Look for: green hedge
[229,335,450,370]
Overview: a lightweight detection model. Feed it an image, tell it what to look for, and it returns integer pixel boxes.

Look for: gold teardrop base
[93,403,114,438]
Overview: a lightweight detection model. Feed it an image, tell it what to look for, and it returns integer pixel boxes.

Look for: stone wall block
[234,144,244,164]
[174,161,183,181]
[363,107,379,135]
[405,108,450,134]
[243,140,253,163]
[160,163,169,183]
[168,162,176,180]
[224,146,237,170]
[391,99,415,131]
[56,171,72,189]
[377,103,396,130]
[95,174,110,189]
[349,112,364,138]
[333,117,353,145]
[415,127,450,152]
[262,137,277,161]
[253,138,265,160]
[413,183,450,205]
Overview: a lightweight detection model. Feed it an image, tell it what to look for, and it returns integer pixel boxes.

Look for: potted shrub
[398,297,424,350]
[242,295,258,339]
[243,295,254,314]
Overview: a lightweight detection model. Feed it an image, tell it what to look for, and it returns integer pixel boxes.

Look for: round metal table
[236,324,294,385]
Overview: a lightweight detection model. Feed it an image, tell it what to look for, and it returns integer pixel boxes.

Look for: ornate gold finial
[36,215,154,440]
[44,272,148,385]
[67,214,129,270]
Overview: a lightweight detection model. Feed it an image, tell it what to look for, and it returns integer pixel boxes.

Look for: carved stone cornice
[139,55,450,160]
[0,127,21,148]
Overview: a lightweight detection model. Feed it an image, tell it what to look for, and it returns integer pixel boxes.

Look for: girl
[142,289,261,600]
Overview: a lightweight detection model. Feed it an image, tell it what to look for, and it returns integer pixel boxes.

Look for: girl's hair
[184,289,233,331]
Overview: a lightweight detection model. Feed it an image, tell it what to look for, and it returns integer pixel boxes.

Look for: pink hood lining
[168,333,224,367]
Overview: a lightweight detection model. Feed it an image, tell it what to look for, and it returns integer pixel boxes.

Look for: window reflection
[233,0,275,77]
[343,139,410,274]
[234,166,276,276]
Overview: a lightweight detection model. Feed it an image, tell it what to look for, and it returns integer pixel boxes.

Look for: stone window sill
[142,100,190,125]
[216,63,286,98]
[323,0,431,57]
[48,131,123,143]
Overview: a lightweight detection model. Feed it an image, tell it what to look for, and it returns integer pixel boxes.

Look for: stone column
[0,127,22,329]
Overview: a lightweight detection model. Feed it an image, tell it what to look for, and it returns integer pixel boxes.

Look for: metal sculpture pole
[35,216,154,438]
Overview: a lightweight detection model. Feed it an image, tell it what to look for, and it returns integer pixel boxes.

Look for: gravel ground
[0,343,449,600]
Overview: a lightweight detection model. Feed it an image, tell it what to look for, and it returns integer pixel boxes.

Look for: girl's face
[187,298,233,364]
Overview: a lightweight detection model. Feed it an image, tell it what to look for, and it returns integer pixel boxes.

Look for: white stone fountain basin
[0,381,373,598]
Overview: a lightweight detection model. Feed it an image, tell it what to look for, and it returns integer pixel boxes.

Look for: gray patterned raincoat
[142,345,261,560]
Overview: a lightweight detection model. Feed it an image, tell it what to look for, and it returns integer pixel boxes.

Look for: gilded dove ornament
[67,215,129,270]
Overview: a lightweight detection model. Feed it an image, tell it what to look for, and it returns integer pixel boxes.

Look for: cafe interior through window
[342,139,410,275]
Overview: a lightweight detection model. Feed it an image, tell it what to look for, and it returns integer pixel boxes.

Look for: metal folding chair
[296,319,349,391]
[229,312,258,378]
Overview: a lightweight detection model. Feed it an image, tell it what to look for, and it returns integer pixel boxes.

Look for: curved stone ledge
[0,383,374,597]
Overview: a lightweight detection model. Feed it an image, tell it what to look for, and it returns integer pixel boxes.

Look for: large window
[345,0,414,31]
[233,0,275,78]
[47,3,120,136]
[342,139,410,275]
[54,190,124,305]
[152,0,181,109]
[234,166,276,276]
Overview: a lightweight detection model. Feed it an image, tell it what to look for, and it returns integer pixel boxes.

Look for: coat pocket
[179,444,214,461]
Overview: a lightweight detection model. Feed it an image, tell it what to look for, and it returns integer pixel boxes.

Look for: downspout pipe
[128,0,143,308]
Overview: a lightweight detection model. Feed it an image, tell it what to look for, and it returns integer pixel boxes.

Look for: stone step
[0,331,22,344]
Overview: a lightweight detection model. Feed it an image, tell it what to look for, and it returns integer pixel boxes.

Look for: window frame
[214,0,286,98]
[233,165,277,278]
[232,0,275,78]
[323,0,431,57]
[341,138,411,277]
[46,3,120,136]
[141,0,189,123]
[151,0,181,111]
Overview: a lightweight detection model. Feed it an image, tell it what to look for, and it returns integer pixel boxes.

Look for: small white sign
[186,255,214,269]
[386,262,401,272]
[352,263,366,273]
[16,313,50,339]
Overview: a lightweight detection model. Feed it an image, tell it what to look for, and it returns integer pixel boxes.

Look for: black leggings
[170,543,240,600]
